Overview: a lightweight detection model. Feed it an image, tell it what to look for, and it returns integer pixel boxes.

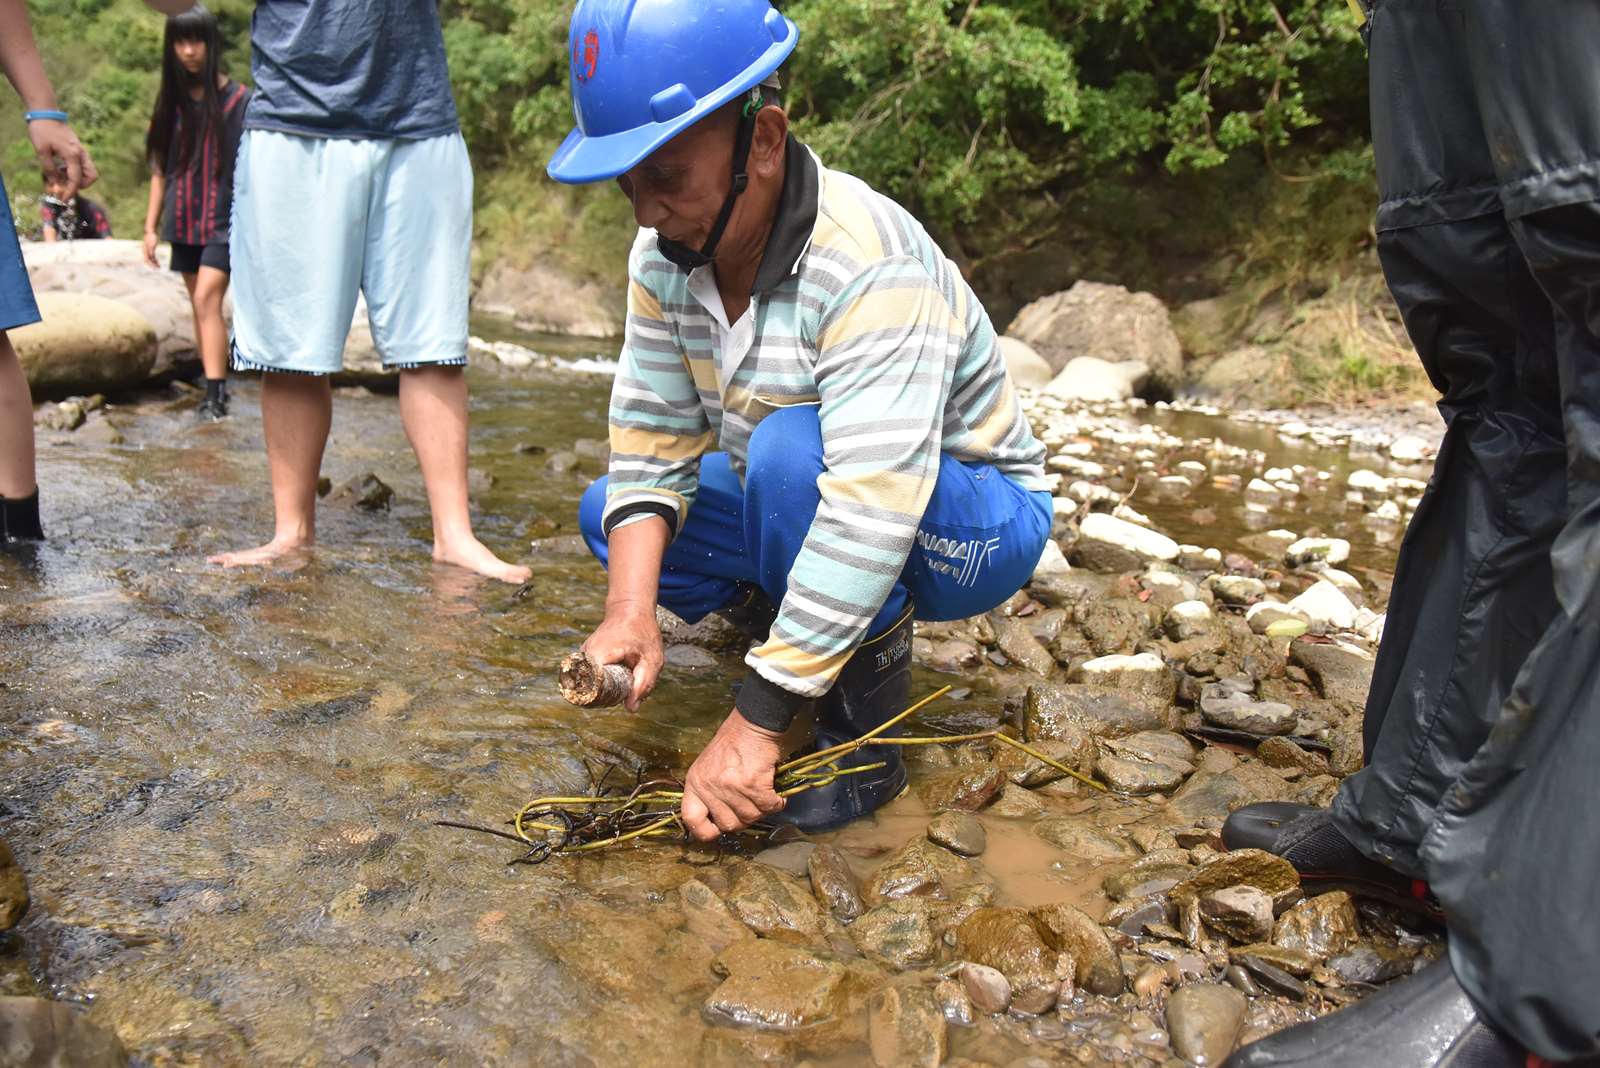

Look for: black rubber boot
[716,582,779,641]
[769,606,915,833]
[1222,956,1553,1068]
[0,490,44,543]
[1222,802,1441,918]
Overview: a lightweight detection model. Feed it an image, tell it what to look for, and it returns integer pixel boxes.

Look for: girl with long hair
[142,4,249,420]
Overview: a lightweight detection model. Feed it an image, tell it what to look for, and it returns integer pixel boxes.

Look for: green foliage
[2,0,1376,304]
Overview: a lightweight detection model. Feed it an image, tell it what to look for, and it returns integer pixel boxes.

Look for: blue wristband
[24,110,69,124]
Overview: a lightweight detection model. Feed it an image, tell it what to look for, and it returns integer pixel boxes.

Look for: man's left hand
[681,709,786,841]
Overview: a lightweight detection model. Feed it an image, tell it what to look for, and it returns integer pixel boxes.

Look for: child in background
[142,3,248,420]
[39,168,111,241]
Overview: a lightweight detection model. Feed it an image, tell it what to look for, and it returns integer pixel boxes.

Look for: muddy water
[1,347,1423,1066]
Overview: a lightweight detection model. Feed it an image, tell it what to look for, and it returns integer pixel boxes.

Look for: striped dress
[604,144,1049,701]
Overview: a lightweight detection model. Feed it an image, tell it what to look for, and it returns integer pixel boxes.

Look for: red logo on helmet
[573,29,600,83]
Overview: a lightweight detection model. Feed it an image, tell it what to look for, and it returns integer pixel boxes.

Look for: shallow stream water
[0,339,1433,1066]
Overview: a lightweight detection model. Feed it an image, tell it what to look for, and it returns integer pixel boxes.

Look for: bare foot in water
[433,535,531,584]
[209,536,313,569]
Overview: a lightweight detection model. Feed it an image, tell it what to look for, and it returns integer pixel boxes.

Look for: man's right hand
[582,604,663,711]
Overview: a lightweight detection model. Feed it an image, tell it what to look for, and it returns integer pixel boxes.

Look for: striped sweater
[604,141,1048,719]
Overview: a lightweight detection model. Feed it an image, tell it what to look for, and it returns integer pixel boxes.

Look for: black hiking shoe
[767,606,915,833]
[1222,802,1442,919]
[1222,955,1578,1068]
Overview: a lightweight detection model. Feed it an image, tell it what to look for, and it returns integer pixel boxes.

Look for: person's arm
[40,218,57,243]
[143,171,165,268]
[0,0,97,198]
[579,239,714,706]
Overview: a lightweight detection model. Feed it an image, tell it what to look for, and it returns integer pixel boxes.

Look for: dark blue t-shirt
[245,0,460,140]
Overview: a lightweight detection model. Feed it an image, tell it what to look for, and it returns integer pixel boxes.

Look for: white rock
[1264,467,1295,482]
[1078,512,1180,564]
[1244,478,1280,503]
[1179,545,1223,571]
[1075,652,1169,689]
[1371,500,1403,522]
[1164,600,1214,641]
[1032,538,1071,578]
[1288,580,1359,631]
[1158,475,1193,494]
[997,336,1054,390]
[1388,435,1434,463]
[1113,504,1153,527]
[1177,461,1208,479]
[1067,480,1120,505]
[1320,568,1364,601]
[1285,537,1351,568]
[1347,469,1393,495]
[1043,356,1150,403]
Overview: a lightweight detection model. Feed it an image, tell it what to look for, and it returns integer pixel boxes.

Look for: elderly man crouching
[550,0,1052,839]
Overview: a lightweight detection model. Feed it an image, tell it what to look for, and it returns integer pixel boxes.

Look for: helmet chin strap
[658,90,763,271]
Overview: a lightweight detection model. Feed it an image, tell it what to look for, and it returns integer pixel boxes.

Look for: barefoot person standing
[141,0,530,582]
[0,0,97,547]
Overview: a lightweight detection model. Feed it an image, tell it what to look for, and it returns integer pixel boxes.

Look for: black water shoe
[1222,802,1442,918]
[768,606,915,833]
[197,378,229,421]
[0,490,44,543]
[1223,956,1548,1068]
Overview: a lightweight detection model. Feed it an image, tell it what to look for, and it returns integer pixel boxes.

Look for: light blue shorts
[229,130,471,374]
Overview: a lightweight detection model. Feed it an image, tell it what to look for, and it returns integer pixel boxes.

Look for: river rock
[954,908,1071,1014]
[1289,638,1376,710]
[1273,891,1360,961]
[1007,280,1183,394]
[1042,356,1149,403]
[679,878,756,953]
[928,812,987,857]
[0,996,128,1068]
[1103,861,1193,901]
[1246,600,1310,635]
[474,258,623,338]
[914,761,1004,812]
[726,862,848,949]
[1164,600,1213,641]
[753,841,816,877]
[863,838,977,905]
[998,336,1053,390]
[850,899,939,969]
[1032,902,1123,996]
[1074,513,1180,572]
[868,985,947,1068]
[1170,850,1301,912]
[706,939,874,1030]
[1096,753,1185,795]
[1032,538,1071,580]
[1199,885,1275,943]
[958,961,1013,1015]
[1165,771,1260,824]
[1072,652,1176,705]
[988,782,1048,818]
[1208,576,1268,606]
[1256,737,1328,775]
[994,733,1096,784]
[1025,683,1175,741]
[329,473,394,511]
[0,841,27,932]
[807,844,865,922]
[1198,690,1298,736]
[934,977,975,1027]
[1230,943,1316,978]
[12,292,157,398]
[1077,600,1150,656]
[1166,983,1247,1066]
[1036,817,1139,863]
[992,616,1057,678]
[1284,537,1350,568]
[1328,943,1413,984]
[1288,580,1359,631]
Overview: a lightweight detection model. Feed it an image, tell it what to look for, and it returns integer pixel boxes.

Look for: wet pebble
[807,844,865,922]
[868,985,947,1068]
[928,812,987,857]
[1273,890,1361,962]
[1198,689,1298,736]
[1096,753,1186,795]
[1166,982,1247,1066]
[935,976,976,1026]
[1198,885,1275,943]
[958,961,1013,1014]
[850,900,939,969]
[913,762,1005,812]
[679,878,757,954]
[1328,944,1413,984]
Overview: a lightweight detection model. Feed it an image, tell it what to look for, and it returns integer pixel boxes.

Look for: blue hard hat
[547,0,799,185]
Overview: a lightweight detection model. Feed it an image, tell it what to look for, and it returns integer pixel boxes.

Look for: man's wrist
[735,667,808,733]
[604,597,657,622]
[726,707,784,744]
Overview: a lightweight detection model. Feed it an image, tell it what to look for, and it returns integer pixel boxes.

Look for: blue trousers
[579,406,1052,636]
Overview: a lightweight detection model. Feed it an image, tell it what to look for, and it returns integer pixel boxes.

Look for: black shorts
[169,238,230,275]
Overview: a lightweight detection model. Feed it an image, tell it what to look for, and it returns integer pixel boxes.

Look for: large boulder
[473,259,623,338]
[1005,280,1183,395]
[25,239,198,377]
[11,293,156,398]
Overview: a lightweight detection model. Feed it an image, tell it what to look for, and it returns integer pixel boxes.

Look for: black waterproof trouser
[1327,1,1600,1059]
